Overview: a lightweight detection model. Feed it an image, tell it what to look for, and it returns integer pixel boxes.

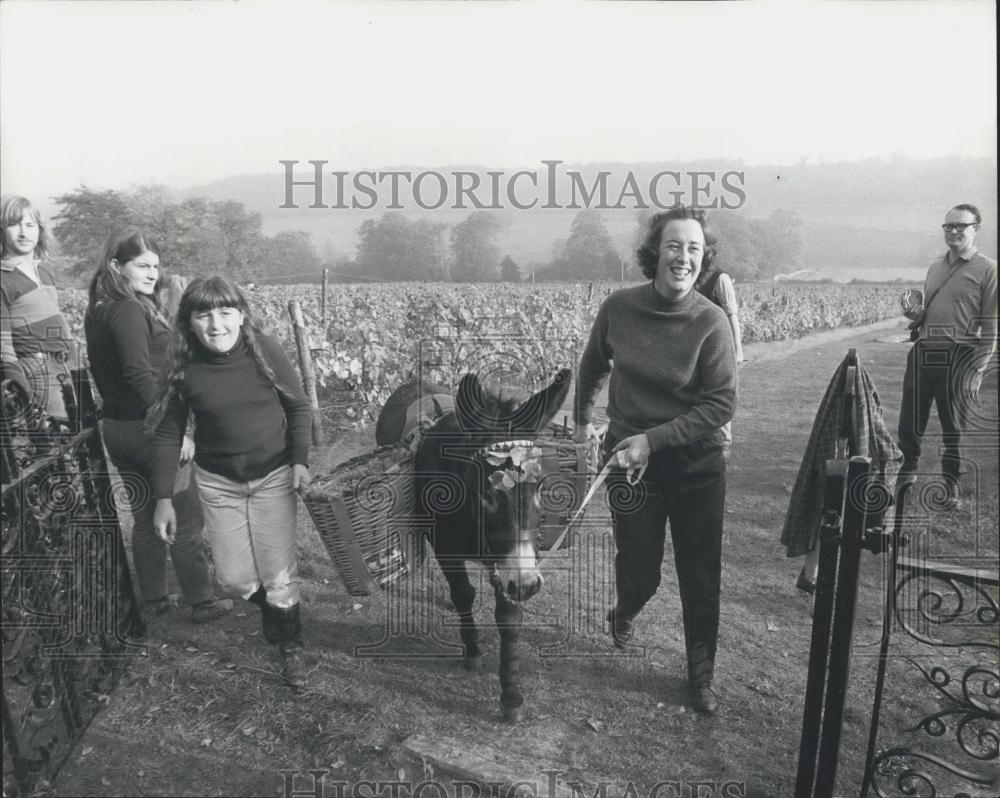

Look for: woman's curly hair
[636,206,717,280]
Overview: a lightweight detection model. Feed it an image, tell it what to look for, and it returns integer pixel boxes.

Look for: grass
[49,323,998,798]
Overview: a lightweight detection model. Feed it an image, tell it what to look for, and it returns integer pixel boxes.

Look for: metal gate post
[795,457,849,797]
[814,455,873,797]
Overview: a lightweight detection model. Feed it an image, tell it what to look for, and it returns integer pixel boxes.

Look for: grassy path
[52,323,997,798]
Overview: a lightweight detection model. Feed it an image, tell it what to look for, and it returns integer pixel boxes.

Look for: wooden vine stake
[288,300,325,447]
[321,267,328,327]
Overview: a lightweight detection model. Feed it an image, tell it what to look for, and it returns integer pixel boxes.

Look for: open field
[47,319,998,798]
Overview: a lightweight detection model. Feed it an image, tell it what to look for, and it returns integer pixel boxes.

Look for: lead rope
[537,429,647,566]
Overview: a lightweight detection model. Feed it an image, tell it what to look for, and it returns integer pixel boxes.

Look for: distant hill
[176,156,994,280]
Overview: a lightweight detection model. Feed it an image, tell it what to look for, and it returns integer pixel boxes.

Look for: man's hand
[291,464,311,492]
[900,289,924,320]
[153,499,177,545]
[179,436,195,465]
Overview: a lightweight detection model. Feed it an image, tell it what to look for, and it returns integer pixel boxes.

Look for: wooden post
[321,267,328,327]
[288,300,324,447]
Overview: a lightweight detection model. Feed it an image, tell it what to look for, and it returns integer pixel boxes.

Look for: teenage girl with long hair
[148,276,312,686]
[85,231,233,624]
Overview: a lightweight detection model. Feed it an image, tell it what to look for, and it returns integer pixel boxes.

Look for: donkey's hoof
[501,705,522,724]
[464,655,483,672]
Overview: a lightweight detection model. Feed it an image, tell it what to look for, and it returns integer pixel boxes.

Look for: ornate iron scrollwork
[2,375,144,797]
[866,560,999,798]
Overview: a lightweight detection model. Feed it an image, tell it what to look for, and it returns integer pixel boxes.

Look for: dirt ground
[46,319,998,798]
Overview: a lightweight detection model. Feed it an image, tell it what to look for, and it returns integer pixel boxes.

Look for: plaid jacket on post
[780,352,902,558]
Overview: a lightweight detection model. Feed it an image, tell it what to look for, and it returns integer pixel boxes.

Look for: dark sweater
[575,282,737,451]
[150,331,311,498]
[85,300,171,420]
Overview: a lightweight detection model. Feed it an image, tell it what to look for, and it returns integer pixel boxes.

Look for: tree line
[51,185,803,284]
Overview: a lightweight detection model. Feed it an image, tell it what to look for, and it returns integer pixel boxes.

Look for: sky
[1,0,996,202]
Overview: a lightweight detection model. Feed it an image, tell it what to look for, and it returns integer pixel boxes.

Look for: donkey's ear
[509,367,572,433]
[455,372,489,432]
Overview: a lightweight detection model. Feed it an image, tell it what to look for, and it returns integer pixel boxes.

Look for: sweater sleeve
[150,395,188,499]
[261,335,312,466]
[110,302,162,411]
[574,298,613,426]
[975,259,998,369]
[713,273,740,317]
[0,292,28,389]
[644,320,738,451]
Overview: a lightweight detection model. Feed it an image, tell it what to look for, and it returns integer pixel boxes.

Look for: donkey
[406,368,572,722]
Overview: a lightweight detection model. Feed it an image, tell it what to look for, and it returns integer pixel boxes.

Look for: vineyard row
[59,281,902,431]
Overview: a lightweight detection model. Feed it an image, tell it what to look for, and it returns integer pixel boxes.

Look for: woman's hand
[573,422,597,444]
[179,435,195,465]
[153,499,177,545]
[291,464,311,492]
[611,434,651,469]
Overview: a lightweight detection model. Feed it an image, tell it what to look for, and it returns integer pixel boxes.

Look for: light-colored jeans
[194,463,300,608]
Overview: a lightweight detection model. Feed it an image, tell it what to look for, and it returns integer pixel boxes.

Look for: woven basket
[302,445,417,596]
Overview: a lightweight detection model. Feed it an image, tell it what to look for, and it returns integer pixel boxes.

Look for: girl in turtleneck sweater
[146,276,312,687]
[0,195,77,421]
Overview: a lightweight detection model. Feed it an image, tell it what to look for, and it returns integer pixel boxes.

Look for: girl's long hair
[86,230,171,329]
[1,194,55,259]
[145,276,299,433]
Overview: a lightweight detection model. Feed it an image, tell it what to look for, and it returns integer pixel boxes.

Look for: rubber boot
[247,586,280,644]
[275,603,306,688]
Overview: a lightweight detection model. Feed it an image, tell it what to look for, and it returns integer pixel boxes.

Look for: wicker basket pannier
[302,445,417,596]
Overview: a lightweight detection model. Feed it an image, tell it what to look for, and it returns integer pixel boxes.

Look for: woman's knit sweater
[575,282,737,451]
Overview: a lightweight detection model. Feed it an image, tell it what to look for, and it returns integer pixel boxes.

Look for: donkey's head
[455,368,572,602]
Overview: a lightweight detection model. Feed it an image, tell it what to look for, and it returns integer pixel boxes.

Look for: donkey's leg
[439,561,483,671]
[494,590,524,723]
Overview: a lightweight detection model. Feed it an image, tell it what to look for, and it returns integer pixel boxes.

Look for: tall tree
[213,200,266,280]
[52,186,135,274]
[262,230,320,279]
[551,210,619,280]
[355,212,444,280]
[499,254,520,282]
[450,211,501,282]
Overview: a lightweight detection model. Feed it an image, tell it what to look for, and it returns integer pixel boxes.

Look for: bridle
[474,439,547,606]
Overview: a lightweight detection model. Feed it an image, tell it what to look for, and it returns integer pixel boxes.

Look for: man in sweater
[574,206,737,715]
[898,204,998,510]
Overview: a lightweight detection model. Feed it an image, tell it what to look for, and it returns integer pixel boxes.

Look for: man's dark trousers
[898,340,976,485]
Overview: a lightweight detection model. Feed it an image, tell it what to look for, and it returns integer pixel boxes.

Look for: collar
[648,280,698,310]
[945,248,978,267]
[198,330,248,363]
[0,254,38,273]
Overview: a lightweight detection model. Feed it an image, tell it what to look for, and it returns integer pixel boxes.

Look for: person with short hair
[1,195,77,421]
[85,231,233,624]
[897,204,997,510]
[574,206,737,715]
[148,276,312,687]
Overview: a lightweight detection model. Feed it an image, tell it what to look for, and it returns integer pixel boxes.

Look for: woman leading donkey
[574,206,737,715]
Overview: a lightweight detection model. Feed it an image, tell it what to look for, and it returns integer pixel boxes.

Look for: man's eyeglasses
[942,223,978,233]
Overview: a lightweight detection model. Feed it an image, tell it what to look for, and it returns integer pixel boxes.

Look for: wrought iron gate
[794,454,998,796]
[2,372,144,797]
